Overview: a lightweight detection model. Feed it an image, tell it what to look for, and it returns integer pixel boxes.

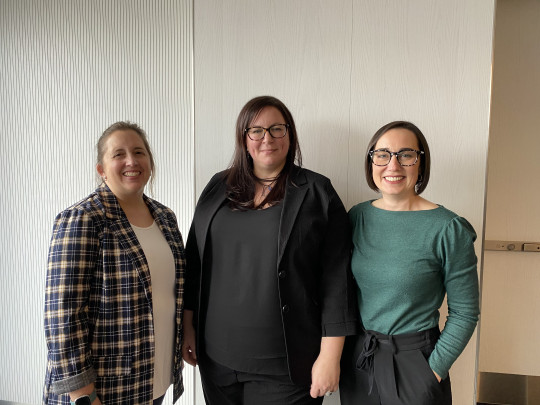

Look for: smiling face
[372,128,421,201]
[96,129,152,201]
[246,106,290,177]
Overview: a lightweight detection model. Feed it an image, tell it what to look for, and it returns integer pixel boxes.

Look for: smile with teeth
[384,176,404,181]
[123,171,141,177]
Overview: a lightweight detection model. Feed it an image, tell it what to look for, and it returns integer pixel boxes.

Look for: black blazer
[184,166,358,385]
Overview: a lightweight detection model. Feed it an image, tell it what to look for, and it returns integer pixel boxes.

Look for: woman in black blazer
[182,96,358,405]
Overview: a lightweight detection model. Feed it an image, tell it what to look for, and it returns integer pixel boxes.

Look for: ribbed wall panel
[0,1,194,404]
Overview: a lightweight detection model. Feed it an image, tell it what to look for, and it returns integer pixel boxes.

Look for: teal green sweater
[349,201,479,379]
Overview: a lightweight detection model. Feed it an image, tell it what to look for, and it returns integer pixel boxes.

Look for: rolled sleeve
[44,208,99,392]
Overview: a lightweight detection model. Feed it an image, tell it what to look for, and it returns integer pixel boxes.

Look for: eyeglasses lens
[397,151,418,166]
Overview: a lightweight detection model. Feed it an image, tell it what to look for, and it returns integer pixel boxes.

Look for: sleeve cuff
[50,367,97,394]
[428,358,449,380]
[322,320,360,337]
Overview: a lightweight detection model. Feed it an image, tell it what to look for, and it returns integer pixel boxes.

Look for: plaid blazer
[43,185,185,404]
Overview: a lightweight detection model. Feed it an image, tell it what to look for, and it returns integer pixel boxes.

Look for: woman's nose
[125,153,137,165]
[261,131,274,143]
[387,154,400,169]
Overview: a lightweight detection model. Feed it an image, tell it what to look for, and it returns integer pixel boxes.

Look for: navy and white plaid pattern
[43,185,185,404]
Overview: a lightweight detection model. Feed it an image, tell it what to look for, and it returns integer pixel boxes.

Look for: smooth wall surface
[0,1,194,403]
[479,0,540,377]
[194,1,495,404]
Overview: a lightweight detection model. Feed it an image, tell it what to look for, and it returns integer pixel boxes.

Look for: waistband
[355,327,440,396]
[362,327,439,353]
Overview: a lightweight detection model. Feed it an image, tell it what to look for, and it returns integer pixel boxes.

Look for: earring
[103,176,107,182]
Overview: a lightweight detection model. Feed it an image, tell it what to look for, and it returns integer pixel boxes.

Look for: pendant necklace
[261,182,274,197]
[259,178,277,197]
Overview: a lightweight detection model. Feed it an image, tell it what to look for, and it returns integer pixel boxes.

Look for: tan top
[131,221,176,398]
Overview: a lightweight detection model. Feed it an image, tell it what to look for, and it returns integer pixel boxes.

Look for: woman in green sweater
[339,121,479,405]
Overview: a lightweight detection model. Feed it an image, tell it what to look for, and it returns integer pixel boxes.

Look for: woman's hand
[310,336,345,398]
[433,369,442,383]
[182,310,197,367]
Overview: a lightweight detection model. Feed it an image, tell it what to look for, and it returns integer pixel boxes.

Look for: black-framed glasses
[369,148,424,166]
[245,124,289,141]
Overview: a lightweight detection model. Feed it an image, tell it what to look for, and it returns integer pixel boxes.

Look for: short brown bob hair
[365,120,430,195]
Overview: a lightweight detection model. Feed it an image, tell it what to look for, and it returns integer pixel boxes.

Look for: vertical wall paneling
[0,1,194,403]
[194,1,495,404]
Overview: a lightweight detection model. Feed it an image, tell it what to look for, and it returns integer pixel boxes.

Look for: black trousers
[198,354,323,405]
[340,328,452,405]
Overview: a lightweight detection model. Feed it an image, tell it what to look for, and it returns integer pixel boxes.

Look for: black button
[278,271,286,279]
[282,304,290,313]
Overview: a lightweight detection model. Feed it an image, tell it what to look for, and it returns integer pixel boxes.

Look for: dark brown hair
[96,121,156,194]
[365,121,430,195]
[226,96,302,209]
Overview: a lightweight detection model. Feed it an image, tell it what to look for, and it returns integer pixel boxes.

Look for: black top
[204,203,288,375]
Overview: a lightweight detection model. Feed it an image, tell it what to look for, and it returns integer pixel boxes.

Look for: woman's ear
[96,164,105,178]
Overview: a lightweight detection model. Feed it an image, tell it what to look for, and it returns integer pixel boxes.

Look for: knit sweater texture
[349,200,479,378]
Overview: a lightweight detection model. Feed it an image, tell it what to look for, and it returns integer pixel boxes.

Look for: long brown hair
[226,96,302,210]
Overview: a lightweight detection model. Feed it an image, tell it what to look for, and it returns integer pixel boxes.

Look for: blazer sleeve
[183,171,226,312]
[318,180,359,336]
[44,208,99,393]
[184,223,200,312]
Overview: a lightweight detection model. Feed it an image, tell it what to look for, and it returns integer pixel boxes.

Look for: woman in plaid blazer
[43,122,186,405]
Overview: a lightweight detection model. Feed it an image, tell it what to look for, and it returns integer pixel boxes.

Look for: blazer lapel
[98,185,154,307]
[278,167,308,264]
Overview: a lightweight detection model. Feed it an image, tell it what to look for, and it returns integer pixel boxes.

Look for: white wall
[0,1,194,403]
[0,1,496,404]
[479,0,540,377]
[194,1,495,404]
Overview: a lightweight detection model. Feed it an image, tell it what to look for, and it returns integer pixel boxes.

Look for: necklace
[261,183,273,197]
[259,178,277,197]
